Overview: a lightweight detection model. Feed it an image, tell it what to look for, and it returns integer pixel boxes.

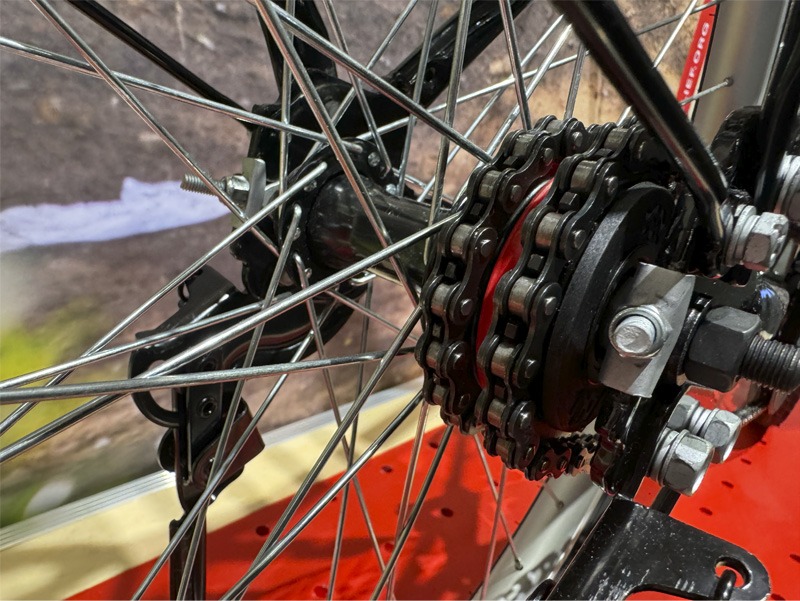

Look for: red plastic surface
[72,429,540,600]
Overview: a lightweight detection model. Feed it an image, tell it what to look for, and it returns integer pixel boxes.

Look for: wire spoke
[362,1,721,140]
[425,0,473,262]
[306,0,419,160]
[255,0,419,307]
[563,43,585,120]
[0,36,360,150]
[487,24,573,154]
[385,401,429,599]
[321,0,392,169]
[175,205,304,599]
[0,349,415,405]
[480,465,508,600]
[328,284,374,599]
[324,290,419,343]
[296,257,387,574]
[132,313,330,600]
[221,392,424,600]
[0,164,321,442]
[0,215,452,463]
[618,0,699,123]
[271,3,493,164]
[473,435,522,569]
[230,307,421,599]
[414,17,564,204]
[498,0,532,129]
[396,0,439,192]
[679,77,733,107]
[369,425,454,600]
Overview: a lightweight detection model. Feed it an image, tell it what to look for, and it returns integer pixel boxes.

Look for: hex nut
[668,396,742,463]
[743,212,789,271]
[684,307,761,392]
[650,429,714,496]
[699,410,742,463]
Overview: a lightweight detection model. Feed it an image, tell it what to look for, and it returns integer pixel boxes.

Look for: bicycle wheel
[1,0,798,599]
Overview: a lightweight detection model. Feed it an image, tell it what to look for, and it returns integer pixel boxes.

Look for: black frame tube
[553,0,728,261]
[66,0,244,112]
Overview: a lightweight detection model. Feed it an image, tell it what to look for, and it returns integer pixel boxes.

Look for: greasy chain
[417,115,673,480]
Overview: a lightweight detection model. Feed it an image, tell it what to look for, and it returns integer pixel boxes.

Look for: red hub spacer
[475,178,554,386]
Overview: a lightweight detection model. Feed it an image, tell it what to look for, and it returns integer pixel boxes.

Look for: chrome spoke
[278,0,295,195]
[233,308,422,599]
[498,0,532,130]
[0,302,260,391]
[396,0,439,192]
[473,435,522,569]
[385,401,429,600]
[296,257,386,573]
[0,37,353,151]
[426,0,473,263]
[480,466,508,600]
[307,0,419,159]
[29,0,274,251]
[272,3,493,164]
[324,290,418,343]
[328,284,374,599]
[362,1,720,140]
[221,392,424,600]
[368,425,454,600]
[132,318,327,600]
[0,349,414,405]
[563,43,585,120]
[618,0,698,123]
[255,0,418,307]
[175,205,304,599]
[321,0,391,170]
[487,24,573,155]
[414,16,564,204]
[679,77,733,107]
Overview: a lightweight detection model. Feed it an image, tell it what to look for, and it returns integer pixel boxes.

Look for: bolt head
[701,410,742,462]
[661,430,714,496]
[743,212,789,271]
[367,152,381,168]
[667,395,698,430]
[610,312,663,358]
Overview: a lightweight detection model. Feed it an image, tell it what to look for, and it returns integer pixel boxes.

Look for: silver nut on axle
[667,395,742,462]
[724,204,789,271]
[649,428,714,496]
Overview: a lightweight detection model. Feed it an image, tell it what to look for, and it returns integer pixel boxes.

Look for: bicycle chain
[417,115,673,480]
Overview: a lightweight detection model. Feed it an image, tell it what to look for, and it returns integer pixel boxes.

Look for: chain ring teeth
[417,115,674,480]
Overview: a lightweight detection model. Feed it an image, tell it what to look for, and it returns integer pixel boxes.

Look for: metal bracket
[548,498,771,600]
[600,263,695,397]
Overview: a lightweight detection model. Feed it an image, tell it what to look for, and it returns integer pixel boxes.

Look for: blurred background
[0,0,694,526]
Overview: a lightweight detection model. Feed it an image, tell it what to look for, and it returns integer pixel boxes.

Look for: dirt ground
[0,0,693,523]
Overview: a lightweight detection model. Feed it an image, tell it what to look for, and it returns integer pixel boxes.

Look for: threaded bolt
[609,308,665,358]
[740,337,800,392]
[181,173,222,195]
